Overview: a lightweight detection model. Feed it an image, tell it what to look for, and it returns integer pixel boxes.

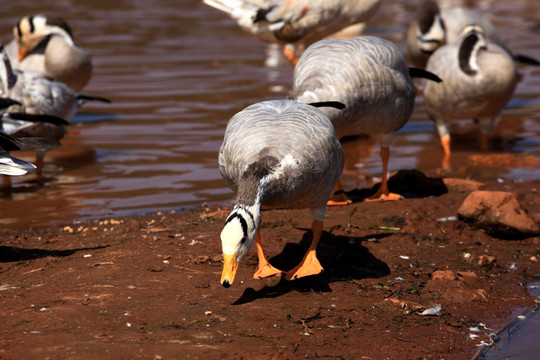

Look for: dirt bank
[1,164,539,359]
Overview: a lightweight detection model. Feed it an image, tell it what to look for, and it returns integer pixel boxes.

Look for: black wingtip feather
[0,133,62,152]
[7,112,70,126]
[409,67,442,83]
[0,97,21,109]
[76,94,112,104]
[308,101,346,110]
[514,53,540,66]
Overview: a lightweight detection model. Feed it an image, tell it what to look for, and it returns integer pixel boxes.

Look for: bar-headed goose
[292,36,441,202]
[5,14,92,92]
[203,0,381,65]
[218,99,344,287]
[422,25,518,169]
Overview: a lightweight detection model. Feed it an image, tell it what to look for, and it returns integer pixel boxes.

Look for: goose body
[292,36,417,201]
[6,14,92,92]
[407,0,511,69]
[219,99,344,287]
[203,0,381,64]
[422,25,518,168]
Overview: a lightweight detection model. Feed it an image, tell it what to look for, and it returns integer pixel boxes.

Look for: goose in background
[5,14,93,92]
[0,44,109,178]
[422,25,518,169]
[203,0,381,65]
[406,0,539,69]
[218,99,344,287]
[291,36,441,202]
[0,132,61,177]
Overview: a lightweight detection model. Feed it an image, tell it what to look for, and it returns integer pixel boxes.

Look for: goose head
[458,25,487,76]
[13,14,75,62]
[416,0,446,55]
[220,204,260,287]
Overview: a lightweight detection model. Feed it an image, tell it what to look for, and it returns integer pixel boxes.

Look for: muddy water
[1,0,540,229]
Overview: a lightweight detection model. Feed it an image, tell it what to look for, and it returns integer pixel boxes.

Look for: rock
[477,255,496,266]
[443,178,486,193]
[431,270,457,281]
[457,191,539,237]
[424,270,487,303]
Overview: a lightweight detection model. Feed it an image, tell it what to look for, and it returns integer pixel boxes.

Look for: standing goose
[5,14,93,92]
[0,44,109,178]
[203,0,381,65]
[219,99,344,287]
[422,25,518,169]
[406,0,537,69]
[292,36,440,202]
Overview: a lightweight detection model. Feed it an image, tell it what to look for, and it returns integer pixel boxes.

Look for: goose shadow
[346,169,448,202]
[232,230,391,305]
[0,245,109,263]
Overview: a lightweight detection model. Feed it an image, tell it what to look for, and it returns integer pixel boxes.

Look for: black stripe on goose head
[458,27,486,76]
[28,15,35,33]
[417,0,441,35]
[224,212,248,244]
[44,15,74,37]
[15,20,22,39]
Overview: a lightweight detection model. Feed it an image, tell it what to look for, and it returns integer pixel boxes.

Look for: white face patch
[418,16,445,53]
[468,37,487,75]
[220,218,245,256]
[32,15,48,31]
[220,205,260,261]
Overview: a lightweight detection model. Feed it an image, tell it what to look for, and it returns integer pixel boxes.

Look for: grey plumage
[220,100,343,210]
[292,36,415,143]
[292,36,417,201]
[218,99,344,286]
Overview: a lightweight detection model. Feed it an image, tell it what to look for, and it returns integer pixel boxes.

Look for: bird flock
[0,13,109,184]
[1,1,537,287]
[206,0,540,287]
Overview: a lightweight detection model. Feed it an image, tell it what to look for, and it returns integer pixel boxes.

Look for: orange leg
[2,175,12,189]
[35,152,44,180]
[440,135,451,170]
[480,133,489,152]
[327,179,352,206]
[253,223,283,279]
[285,219,324,280]
[366,146,402,202]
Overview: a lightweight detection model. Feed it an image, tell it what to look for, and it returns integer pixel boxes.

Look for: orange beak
[18,46,28,62]
[220,253,238,288]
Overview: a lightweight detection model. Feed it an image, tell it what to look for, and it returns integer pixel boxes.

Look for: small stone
[478,255,496,266]
[431,270,457,281]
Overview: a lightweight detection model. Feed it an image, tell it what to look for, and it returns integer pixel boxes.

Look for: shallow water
[1,0,540,229]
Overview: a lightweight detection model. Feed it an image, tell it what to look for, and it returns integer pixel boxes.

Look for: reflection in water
[0,0,540,229]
